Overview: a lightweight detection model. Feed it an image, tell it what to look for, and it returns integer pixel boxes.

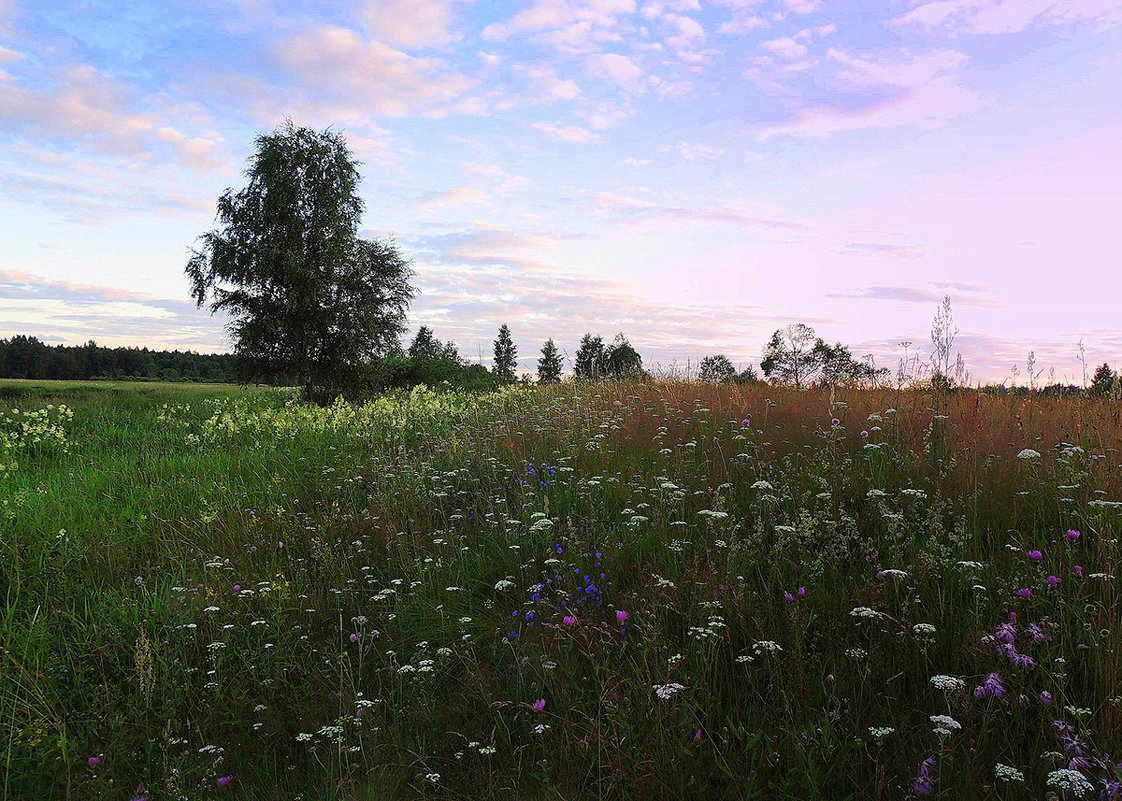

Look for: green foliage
[761,325,885,389]
[814,341,888,387]
[698,354,736,383]
[5,380,1122,800]
[760,323,822,389]
[407,326,459,362]
[537,338,563,383]
[1091,363,1116,395]
[573,333,606,380]
[492,324,517,381]
[0,336,239,383]
[368,354,502,393]
[574,332,643,380]
[186,122,415,403]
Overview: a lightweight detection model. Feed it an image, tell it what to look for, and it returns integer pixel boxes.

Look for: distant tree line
[0,336,240,383]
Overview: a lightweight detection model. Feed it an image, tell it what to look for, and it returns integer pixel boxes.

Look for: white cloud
[662,141,725,159]
[577,101,636,129]
[784,0,821,13]
[531,120,597,142]
[360,0,455,48]
[719,14,769,33]
[271,25,477,117]
[663,13,706,49]
[0,64,225,171]
[586,52,648,94]
[522,66,583,101]
[761,36,807,58]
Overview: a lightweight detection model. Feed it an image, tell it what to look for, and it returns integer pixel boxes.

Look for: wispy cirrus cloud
[894,0,1122,34]
[840,242,925,259]
[594,191,808,229]
[756,47,985,138]
[0,269,227,350]
[0,269,153,303]
[829,283,1001,308]
[531,120,597,142]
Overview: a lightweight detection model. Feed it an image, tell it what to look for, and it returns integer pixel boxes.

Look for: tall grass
[1,379,1119,800]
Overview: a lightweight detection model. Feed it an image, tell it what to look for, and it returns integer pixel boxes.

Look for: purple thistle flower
[1028,623,1050,643]
[797,586,805,597]
[694,729,703,744]
[1017,588,1032,598]
[784,591,795,602]
[233,584,241,593]
[740,417,751,428]
[563,615,576,627]
[974,672,1006,699]
[88,756,101,767]
[216,776,233,787]
[532,698,546,713]
[349,633,357,643]
[1066,529,1081,542]
[912,756,936,796]
[1074,565,1084,576]
[1028,550,1043,561]
[1047,574,1060,586]
[616,610,628,624]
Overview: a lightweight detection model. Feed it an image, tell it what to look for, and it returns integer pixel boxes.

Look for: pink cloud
[272,25,477,117]
[0,269,155,303]
[0,64,226,171]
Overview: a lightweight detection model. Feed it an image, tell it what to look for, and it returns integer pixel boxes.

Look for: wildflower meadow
[2,378,1121,800]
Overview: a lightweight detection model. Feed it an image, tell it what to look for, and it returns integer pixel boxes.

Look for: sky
[1,0,1121,383]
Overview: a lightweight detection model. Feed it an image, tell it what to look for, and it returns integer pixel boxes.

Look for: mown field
[2,378,1121,800]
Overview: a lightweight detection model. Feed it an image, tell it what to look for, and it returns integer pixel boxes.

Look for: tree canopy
[186,122,415,403]
[698,354,736,384]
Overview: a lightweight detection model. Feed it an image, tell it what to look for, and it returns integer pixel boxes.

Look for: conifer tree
[492,324,517,381]
[537,338,563,383]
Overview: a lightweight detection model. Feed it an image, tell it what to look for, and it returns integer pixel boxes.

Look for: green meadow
[2,379,1120,800]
